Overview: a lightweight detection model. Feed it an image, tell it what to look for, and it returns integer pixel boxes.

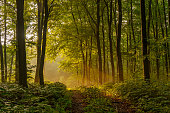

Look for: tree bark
[4,0,7,82]
[35,0,44,83]
[163,0,169,79]
[141,0,150,81]
[0,24,4,83]
[9,55,14,82]
[155,0,160,80]
[16,0,27,87]
[130,0,136,73]
[97,0,102,85]
[147,0,152,74]
[39,0,49,86]
[117,0,123,82]
[102,6,106,83]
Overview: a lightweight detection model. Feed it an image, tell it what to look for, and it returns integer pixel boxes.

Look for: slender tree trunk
[105,0,115,83]
[163,0,169,79]
[130,0,136,73]
[39,0,49,86]
[102,7,106,83]
[9,55,14,82]
[169,0,170,25]
[155,0,160,79]
[4,0,7,82]
[97,0,102,85]
[16,0,27,87]
[168,0,170,73]
[117,0,123,82]
[35,0,43,83]
[147,0,152,74]
[85,40,88,85]
[141,0,150,81]
[89,36,92,85]
[126,33,129,78]
[0,25,4,83]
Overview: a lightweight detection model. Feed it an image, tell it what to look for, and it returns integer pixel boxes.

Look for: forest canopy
[0,0,169,88]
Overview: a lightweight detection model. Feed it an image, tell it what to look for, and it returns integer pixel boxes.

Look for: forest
[0,0,170,112]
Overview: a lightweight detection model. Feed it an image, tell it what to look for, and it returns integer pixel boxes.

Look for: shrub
[116,80,170,112]
[0,82,71,113]
[84,97,116,113]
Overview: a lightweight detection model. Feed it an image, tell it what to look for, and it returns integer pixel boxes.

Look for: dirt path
[71,90,86,113]
[70,90,136,113]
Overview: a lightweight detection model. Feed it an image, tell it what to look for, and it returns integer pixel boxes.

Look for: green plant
[84,98,116,113]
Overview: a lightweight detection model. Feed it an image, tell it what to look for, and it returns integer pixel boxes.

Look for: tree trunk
[117,0,123,82]
[16,0,27,87]
[4,0,7,82]
[155,0,160,80]
[130,0,136,73]
[163,0,169,79]
[89,36,92,85]
[168,0,170,73]
[39,0,49,86]
[147,0,152,74]
[102,6,106,83]
[96,0,102,85]
[0,25,4,83]
[35,0,43,83]
[9,55,14,82]
[105,0,115,83]
[140,0,150,81]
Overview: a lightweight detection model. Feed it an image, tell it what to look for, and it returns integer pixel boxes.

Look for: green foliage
[80,87,102,101]
[104,80,170,113]
[79,86,116,113]
[84,98,116,113]
[0,82,71,113]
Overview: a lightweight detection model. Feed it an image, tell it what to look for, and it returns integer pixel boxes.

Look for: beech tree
[16,0,27,87]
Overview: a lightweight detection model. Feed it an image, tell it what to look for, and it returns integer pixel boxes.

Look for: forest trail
[70,90,136,113]
[71,90,87,113]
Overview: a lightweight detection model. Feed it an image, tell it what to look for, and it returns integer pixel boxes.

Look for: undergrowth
[0,82,71,113]
[102,79,170,113]
[79,86,117,113]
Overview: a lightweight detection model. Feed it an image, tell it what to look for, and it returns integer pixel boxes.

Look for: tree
[96,0,102,85]
[35,0,43,83]
[0,24,4,83]
[4,0,7,82]
[140,0,150,81]
[39,0,49,86]
[117,0,123,82]
[16,0,27,87]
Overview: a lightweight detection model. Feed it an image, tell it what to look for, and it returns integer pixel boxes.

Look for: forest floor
[70,90,136,113]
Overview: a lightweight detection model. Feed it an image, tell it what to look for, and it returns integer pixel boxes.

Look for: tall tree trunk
[169,0,170,25]
[0,25,4,83]
[4,0,7,82]
[155,0,160,80]
[96,0,102,85]
[141,0,150,81]
[163,0,169,79]
[39,0,49,86]
[16,0,27,87]
[9,55,14,82]
[147,0,152,74]
[85,40,88,85]
[89,36,92,85]
[110,0,115,83]
[130,0,136,73]
[102,6,106,83]
[35,0,43,83]
[126,33,129,78]
[105,0,115,83]
[117,0,123,82]
[168,0,170,73]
